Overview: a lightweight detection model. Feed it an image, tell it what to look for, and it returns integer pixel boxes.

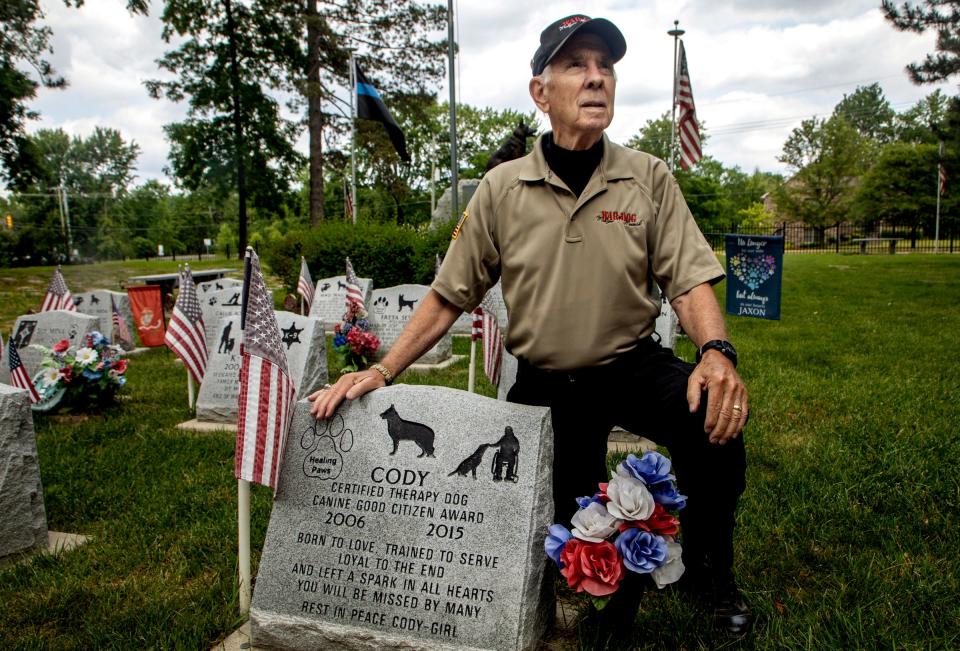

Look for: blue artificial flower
[117,376,126,387]
[619,452,675,486]
[342,322,353,334]
[90,331,108,347]
[357,318,369,330]
[649,482,687,510]
[576,493,604,509]
[333,334,348,347]
[615,528,668,574]
[544,524,572,567]
[82,368,103,381]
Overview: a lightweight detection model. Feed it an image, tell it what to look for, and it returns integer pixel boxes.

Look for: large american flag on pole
[164,265,208,383]
[235,248,296,489]
[478,298,503,386]
[8,338,40,403]
[344,177,354,221]
[676,41,702,171]
[41,265,76,312]
[297,256,315,308]
[344,257,365,310]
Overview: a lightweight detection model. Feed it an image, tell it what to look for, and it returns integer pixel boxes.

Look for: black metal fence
[702,222,958,254]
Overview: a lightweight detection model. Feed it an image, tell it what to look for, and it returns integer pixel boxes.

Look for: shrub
[264,218,459,293]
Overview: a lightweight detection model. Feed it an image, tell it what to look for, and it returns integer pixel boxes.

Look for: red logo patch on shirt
[596,210,639,225]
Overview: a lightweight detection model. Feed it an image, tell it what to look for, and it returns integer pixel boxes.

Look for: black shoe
[710,573,752,637]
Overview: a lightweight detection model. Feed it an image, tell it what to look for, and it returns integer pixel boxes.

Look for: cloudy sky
[27,0,955,186]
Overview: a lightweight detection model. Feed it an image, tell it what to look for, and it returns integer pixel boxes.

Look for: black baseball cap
[530,14,627,76]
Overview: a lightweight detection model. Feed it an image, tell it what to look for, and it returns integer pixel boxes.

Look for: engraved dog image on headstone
[308,275,373,329]
[369,285,452,366]
[250,385,554,651]
[10,312,99,380]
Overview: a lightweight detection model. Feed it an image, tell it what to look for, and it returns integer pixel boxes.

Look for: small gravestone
[197,277,243,294]
[251,385,553,651]
[10,311,99,380]
[309,275,373,330]
[195,312,328,423]
[0,384,48,558]
[73,289,137,350]
[429,179,482,231]
[369,285,452,365]
[0,336,9,385]
[199,286,272,361]
[448,311,474,336]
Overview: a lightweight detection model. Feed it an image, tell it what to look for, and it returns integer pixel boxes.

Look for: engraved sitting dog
[380,405,436,458]
[448,444,490,479]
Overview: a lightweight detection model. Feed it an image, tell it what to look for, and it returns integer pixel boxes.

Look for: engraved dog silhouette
[449,444,490,479]
[380,405,435,457]
[337,280,348,291]
[485,121,537,173]
[397,294,418,312]
[218,321,236,354]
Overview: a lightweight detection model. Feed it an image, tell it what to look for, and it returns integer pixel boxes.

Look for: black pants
[507,337,746,574]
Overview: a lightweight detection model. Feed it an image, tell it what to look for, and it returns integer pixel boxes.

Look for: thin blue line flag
[355,61,410,163]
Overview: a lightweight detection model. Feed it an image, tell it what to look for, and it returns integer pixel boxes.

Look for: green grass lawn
[1,254,958,650]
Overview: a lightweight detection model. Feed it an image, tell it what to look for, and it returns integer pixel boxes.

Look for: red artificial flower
[60,365,73,383]
[113,359,128,374]
[559,538,624,597]
[597,482,611,502]
[619,503,680,537]
[53,339,70,353]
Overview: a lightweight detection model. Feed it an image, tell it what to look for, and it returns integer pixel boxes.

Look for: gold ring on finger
[732,404,743,411]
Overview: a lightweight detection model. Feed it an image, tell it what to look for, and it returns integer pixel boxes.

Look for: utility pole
[447,0,459,221]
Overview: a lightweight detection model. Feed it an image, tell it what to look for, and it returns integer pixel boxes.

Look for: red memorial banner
[127,285,166,346]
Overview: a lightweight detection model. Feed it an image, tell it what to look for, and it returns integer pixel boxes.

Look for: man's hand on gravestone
[307,370,386,421]
[686,350,749,445]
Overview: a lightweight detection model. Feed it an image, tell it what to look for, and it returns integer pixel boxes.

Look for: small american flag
[111,294,134,348]
[297,256,315,308]
[676,41,702,171]
[479,298,502,386]
[344,257,365,310]
[41,265,76,312]
[8,338,40,403]
[164,265,208,383]
[235,248,296,489]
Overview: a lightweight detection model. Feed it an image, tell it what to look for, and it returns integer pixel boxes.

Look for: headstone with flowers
[544,452,687,605]
[10,311,99,381]
[29,331,129,413]
[308,275,373,329]
[368,284,452,365]
[0,383,48,559]
[331,298,380,373]
[72,290,137,351]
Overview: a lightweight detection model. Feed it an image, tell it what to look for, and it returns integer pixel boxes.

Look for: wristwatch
[696,340,738,368]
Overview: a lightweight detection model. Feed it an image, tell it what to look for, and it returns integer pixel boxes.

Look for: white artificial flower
[605,473,656,521]
[75,347,98,366]
[570,501,621,542]
[652,540,685,589]
[40,367,61,387]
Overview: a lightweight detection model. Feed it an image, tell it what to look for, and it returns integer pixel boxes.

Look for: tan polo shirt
[433,133,723,370]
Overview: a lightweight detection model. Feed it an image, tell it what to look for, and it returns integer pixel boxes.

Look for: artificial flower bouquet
[332,298,380,373]
[32,331,128,412]
[544,451,687,607]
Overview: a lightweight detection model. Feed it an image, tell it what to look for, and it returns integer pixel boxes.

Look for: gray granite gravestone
[195,312,328,423]
[198,277,243,294]
[0,384,48,558]
[0,334,9,385]
[369,285,452,365]
[251,385,554,651]
[429,180,481,231]
[308,275,373,330]
[73,289,137,350]
[199,286,274,361]
[10,311,99,380]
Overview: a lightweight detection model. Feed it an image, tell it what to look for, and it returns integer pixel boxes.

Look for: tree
[0,1,146,188]
[895,89,950,143]
[832,83,896,143]
[774,116,871,236]
[882,0,960,84]
[147,0,306,255]
[625,112,675,162]
[852,142,946,231]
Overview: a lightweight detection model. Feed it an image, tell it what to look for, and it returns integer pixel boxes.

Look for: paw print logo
[730,253,777,291]
[372,295,389,313]
[300,412,354,480]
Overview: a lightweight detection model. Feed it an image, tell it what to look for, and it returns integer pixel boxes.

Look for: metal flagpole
[447,0,459,221]
[667,21,685,173]
[467,338,477,393]
[936,141,943,254]
[238,478,251,614]
[349,53,358,225]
